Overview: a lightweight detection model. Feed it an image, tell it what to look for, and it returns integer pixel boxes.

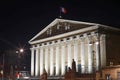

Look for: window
[78,64,81,73]
[105,74,111,80]
[117,72,120,80]
[110,61,113,66]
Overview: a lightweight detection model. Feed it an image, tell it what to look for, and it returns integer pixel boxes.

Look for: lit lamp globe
[19,49,24,53]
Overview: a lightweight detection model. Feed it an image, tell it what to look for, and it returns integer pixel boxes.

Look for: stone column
[67,37,72,68]
[87,35,92,73]
[55,40,60,76]
[73,35,79,72]
[50,41,54,76]
[80,37,85,73]
[45,42,49,74]
[91,32,96,72]
[31,46,35,76]
[95,40,99,71]
[61,38,66,75]
[35,44,40,76]
[84,34,89,73]
[40,44,44,76]
[93,33,99,71]
[100,34,106,67]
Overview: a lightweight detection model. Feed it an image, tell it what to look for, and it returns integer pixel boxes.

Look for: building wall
[96,66,120,80]
[106,33,120,66]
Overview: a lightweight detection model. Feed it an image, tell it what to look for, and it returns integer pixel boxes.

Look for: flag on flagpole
[60,7,67,14]
[59,7,67,18]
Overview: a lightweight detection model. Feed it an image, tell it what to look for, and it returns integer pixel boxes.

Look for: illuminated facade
[29,18,120,77]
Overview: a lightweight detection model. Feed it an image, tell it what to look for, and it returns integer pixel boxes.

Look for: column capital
[76,35,80,39]
[39,43,44,48]
[62,38,67,43]
[63,38,67,41]
[30,48,34,50]
[30,45,36,50]
[46,42,50,45]
[44,42,49,47]
[34,44,40,50]
[60,38,67,45]
[66,37,74,45]
[73,35,80,42]
[87,35,93,43]
[69,36,73,40]
[50,41,55,45]
[37,44,40,47]
[91,32,96,36]
[83,33,87,37]
[41,43,45,46]
[100,34,106,40]
[55,40,61,47]
[80,36,85,42]
[56,39,61,44]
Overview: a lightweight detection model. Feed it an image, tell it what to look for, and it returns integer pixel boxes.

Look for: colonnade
[30,32,106,76]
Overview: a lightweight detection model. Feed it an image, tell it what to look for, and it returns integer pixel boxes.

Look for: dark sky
[0,0,120,50]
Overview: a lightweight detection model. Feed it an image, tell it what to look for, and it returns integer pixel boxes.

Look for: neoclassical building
[29,18,120,77]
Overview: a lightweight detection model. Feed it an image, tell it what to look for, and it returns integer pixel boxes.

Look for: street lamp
[16,48,24,53]
[15,48,24,80]
[16,48,24,71]
[19,49,24,53]
[16,48,24,58]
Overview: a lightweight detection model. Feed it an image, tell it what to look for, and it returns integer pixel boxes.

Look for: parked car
[15,71,30,80]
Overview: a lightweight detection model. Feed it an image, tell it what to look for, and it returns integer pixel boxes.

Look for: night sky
[0,0,120,50]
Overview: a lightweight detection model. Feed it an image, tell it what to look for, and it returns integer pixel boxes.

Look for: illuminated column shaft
[35,45,39,76]
[45,45,49,74]
[55,42,60,76]
[40,46,44,75]
[84,36,89,73]
[50,45,54,76]
[31,48,34,76]
[100,34,106,67]
[73,40,78,72]
[80,38,85,73]
[88,41,92,73]
[61,43,65,75]
[67,43,72,68]
[95,39,99,71]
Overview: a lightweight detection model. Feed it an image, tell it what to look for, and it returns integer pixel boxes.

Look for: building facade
[96,65,120,80]
[29,18,120,77]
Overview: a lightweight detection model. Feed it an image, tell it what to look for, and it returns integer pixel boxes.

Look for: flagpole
[59,7,67,18]
[59,7,62,18]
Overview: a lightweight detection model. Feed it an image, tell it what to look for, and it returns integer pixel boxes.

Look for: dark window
[65,66,68,73]
[54,66,56,76]
[78,64,81,73]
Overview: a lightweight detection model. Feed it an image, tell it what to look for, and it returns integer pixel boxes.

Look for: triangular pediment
[29,18,120,44]
[29,18,99,44]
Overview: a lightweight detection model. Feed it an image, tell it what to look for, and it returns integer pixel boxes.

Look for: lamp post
[16,48,24,57]
[15,48,24,80]
[16,48,24,72]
